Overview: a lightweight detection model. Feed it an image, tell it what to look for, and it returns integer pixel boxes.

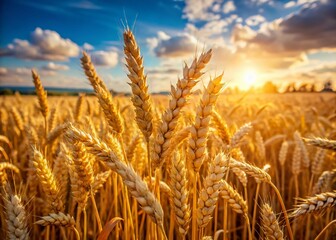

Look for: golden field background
[0,92,335,240]
[0,29,336,240]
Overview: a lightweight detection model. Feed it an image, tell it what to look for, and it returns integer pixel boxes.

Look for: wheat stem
[315,219,336,240]
[90,191,102,232]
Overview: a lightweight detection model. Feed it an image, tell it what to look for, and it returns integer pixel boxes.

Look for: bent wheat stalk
[303,137,336,151]
[291,191,336,218]
[35,212,80,240]
[226,158,293,240]
[65,125,166,235]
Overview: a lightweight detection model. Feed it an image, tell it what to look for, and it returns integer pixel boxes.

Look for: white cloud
[83,43,94,51]
[284,1,296,8]
[0,28,80,61]
[91,50,118,67]
[147,32,197,58]
[186,15,238,42]
[0,67,7,75]
[15,68,31,75]
[297,0,318,5]
[42,62,69,71]
[0,67,84,87]
[186,20,228,40]
[68,1,102,10]
[250,0,274,5]
[245,15,266,26]
[212,3,221,12]
[223,1,236,14]
[183,0,221,21]
[282,0,318,9]
[232,0,336,69]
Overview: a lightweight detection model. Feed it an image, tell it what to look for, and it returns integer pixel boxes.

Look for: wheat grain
[152,49,212,170]
[211,110,231,144]
[291,191,336,218]
[33,147,63,212]
[124,29,153,141]
[4,193,29,240]
[32,69,49,118]
[261,203,284,240]
[220,180,247,215]
[313,170,336,194]
[278,141,288,166]
[197,153,227,228]
[189,75,224,172]
[226,158,271,183]
[92,170,112,194]
[66,125,164,225]
[304,138,336,151]
[35,212,75,227]
[294,131,309,168]
[230,123,252,148]
[170,152,191,236]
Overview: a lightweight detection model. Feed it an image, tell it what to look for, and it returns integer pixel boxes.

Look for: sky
[0,0,335,92]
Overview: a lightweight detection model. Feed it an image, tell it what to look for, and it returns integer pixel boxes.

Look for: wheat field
[0,29,336,240]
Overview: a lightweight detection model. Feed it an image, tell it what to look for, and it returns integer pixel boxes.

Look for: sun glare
[243,69,257,88]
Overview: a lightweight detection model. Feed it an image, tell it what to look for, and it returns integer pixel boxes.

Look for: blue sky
[0,0,335,92]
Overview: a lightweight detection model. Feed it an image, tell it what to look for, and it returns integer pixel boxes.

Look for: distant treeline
[225,80,335,94]
[0,86,97,96]
[0,89,93,96]
[1,80,335,96]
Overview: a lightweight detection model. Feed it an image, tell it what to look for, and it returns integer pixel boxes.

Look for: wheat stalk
[303,137,336,151]
[124,29,153,141]
[32,69,49,118]
[294,131,309,168]
[220,180,247,215]
[189,74,224,172]
[4,193,29,240]
[32,147,63,212]
[75,94,85,122]
[68,141,94,210]
[152,49,212,170]
[261,203,284,240]
[230,123,252,148]
[35,212,75,227]
[80,52,109,94]
[52,143,70,205]
[291,191,336,218]
[313,170,336,194]
[211,110,231,144]
[278,141,288,166]
[65,125,164,226]
[92,170,112,194]
[197,153,227,228]
[169,152,191,236]
[46,122,70,145]
[48,107,57,131]
[226,158,271,183]
[11,107,24,132]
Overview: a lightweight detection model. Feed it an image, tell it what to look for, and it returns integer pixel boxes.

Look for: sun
[243,69,257,88]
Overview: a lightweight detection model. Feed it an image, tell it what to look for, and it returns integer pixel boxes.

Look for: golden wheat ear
[124,29,153,141]
[4,193,29,240]
[170,152,191,237]
[32,69,49,118]
[291,191,336,218]
[261,203,284,240]
[152,49,213,170]
[303,137,336,151]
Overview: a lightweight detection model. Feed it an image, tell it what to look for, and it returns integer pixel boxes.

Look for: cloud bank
[0,28,80,61]
[232,0,336,69]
